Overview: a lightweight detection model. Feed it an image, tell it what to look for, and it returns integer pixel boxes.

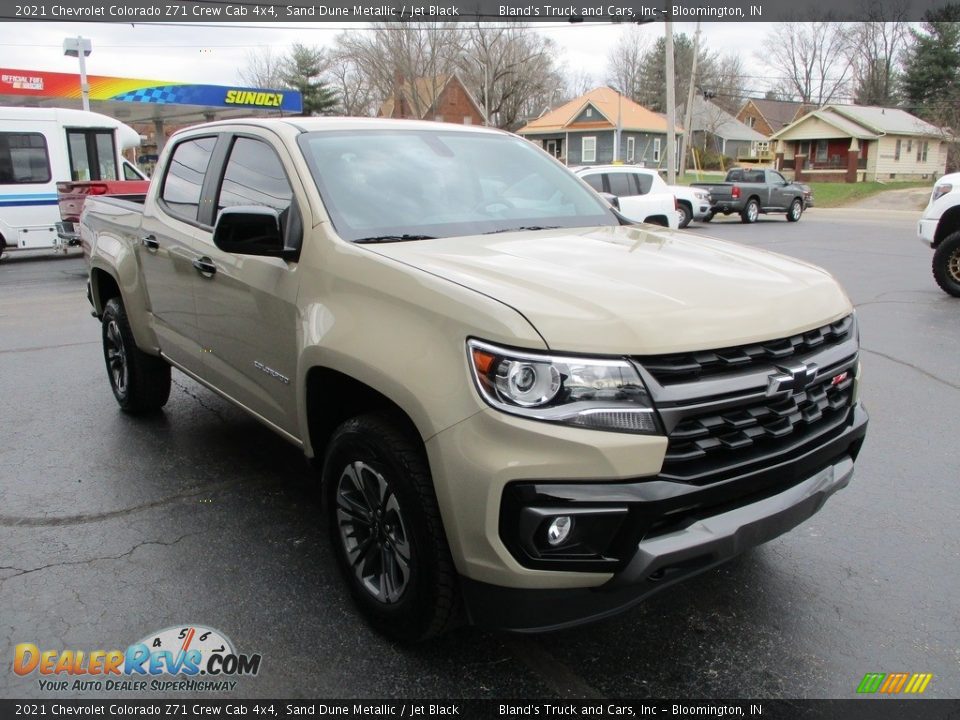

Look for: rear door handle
[192,256,217,277]
[140,235,159,250]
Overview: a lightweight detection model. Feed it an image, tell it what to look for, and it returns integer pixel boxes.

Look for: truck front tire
[787,198,803,222]
[324,413,460,641]
[933,231,960,297]
[101,297,171,413]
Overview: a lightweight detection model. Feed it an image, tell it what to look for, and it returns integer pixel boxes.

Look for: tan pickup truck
[83,118,868,641]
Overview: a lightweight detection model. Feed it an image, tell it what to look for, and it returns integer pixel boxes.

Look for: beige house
[770,105,948,182]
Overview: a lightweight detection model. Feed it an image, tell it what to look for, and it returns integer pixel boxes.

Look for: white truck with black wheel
[918,173,960,297]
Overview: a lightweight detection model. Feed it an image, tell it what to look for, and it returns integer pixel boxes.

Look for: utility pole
[63,36,92,112]
[679,21,701,180]
[665,18,676,184]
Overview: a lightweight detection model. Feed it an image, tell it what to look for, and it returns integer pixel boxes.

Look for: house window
[627,137,635,162]
[463,117,472,125]
[582,136,596,163]
[895,139,901,160]
[919,141,929,162]
[815,140,828,162]
[653,138,661,163]
[746,116,755,128]
[907,139,913,154]
[586,108,593,118]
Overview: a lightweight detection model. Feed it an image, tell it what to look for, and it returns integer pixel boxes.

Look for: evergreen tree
[901,5,960,117]
[281,43,339,116]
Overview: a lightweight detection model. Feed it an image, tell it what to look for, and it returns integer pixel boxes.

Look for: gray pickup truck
[694,168,806,224]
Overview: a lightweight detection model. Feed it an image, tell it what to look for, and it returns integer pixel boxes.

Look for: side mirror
[213,205,299,260]
[598,191,620,210]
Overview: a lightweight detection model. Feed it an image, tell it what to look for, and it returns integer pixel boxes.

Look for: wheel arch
[90,266,121,317]
[305,366,426,463]
[934,206,960,247]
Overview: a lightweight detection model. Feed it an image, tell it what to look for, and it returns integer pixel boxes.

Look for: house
[737,98,812,137]
[771,104,949,182]
[376,73,486,126]
[680,96,768,164]
[516,86,682,168]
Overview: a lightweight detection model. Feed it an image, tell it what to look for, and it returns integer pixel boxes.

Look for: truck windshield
[297,129,618,242]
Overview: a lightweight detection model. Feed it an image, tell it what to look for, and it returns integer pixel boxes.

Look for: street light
[63,36,92,112]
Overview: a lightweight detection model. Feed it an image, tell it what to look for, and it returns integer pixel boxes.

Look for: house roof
[741,98,811,132]
[681,96,766,142]
[378,73,485,121]
[827,105,943,136]
[517,86,682,135]
[771,104,944,141]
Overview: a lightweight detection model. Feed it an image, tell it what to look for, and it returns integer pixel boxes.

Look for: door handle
[140,235,159,250]
[192,256,217,277]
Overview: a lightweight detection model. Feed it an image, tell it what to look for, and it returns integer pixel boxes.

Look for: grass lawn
[805,180,930,207]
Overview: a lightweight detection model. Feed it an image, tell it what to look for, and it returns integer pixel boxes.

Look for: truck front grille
[638,315,854,385]
[635,316,860,486]
[659,372,854,484]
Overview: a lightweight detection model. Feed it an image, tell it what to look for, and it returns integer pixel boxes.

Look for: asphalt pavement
[1,206,957,700]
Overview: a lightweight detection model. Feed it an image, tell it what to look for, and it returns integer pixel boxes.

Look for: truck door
[768,170,790,209]
[138,135,219,375]
[192,134,301,436]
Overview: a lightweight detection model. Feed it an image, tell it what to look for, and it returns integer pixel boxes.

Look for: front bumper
[918,217,937,247]
[691,204,711,220]
[459,404,867,631]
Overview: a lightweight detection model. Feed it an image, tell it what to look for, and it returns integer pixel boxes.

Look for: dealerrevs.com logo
[13,625,262,692]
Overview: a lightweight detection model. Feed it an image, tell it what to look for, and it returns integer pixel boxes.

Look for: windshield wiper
[353,234,438,244]
[482,226,561,234]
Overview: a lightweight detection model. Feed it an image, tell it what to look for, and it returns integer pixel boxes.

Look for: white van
[0,107,145,257]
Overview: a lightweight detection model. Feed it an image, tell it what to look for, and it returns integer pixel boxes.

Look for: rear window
[0,132,50,184]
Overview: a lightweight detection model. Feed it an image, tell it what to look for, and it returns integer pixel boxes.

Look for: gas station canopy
[0,67,303,125]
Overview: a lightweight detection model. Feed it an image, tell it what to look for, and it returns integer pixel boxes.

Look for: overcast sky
[0,21,771,92]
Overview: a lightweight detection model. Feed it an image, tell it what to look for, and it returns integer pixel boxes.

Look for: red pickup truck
[56,179,150,247]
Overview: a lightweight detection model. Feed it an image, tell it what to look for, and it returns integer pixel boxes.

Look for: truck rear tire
[786,198,803,222]
[101,297,171,413]
[933,231,960,297]
[740,199,760,224]
[324,413,460,642]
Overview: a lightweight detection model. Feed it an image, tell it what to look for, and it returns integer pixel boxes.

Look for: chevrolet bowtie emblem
[766,362,819,396]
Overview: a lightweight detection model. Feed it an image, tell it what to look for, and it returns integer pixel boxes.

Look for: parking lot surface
[1,206,957,699]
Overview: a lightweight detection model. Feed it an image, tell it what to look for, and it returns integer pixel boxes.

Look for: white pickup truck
[82,118,868,641]
[918,172,960,296]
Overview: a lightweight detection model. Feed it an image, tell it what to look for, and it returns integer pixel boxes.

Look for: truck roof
[174,116,509,136]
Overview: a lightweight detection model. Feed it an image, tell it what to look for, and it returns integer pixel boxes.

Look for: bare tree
[606,26,650,101]
[457,23,564,129]
[327,48,376,117]
[846,2,908,105]
[238,47,285,88]
[562,68,595,102]
[333,23,465,118]
[760,20,852,105]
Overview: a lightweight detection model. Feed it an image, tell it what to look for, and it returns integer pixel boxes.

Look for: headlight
[933,183,952,202]
[694,190,709,201]
[467,339,659,434]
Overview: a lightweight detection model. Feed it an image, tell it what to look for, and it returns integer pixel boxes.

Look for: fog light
[546,515,574,546]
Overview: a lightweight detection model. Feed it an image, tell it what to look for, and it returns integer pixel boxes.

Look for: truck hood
[366,225,852,355]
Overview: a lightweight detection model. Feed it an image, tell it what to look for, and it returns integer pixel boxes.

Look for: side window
[161,136,217,223]
[216,137,293,216]
[123,161,144,180]
[0,132,50,184]
[634,173,653,195]
[770,171,787,184]
[607,172,634,198]
[582,173,604,193]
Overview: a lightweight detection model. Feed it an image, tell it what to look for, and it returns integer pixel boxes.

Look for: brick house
[771,105,949,182]
[736,98,813,138]
[377,73,486,126]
